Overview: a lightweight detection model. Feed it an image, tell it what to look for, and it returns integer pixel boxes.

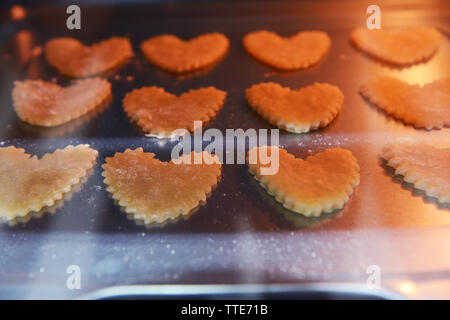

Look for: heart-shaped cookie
[45,37,133,77]
[141,33,229,73]
[350,27,441,65]
[246,82,343,133]
[360,76,450,130]
[247,146,360,217]
[123,86,226,137]
[382,143,450,204]
[13,78,111,127]
[0,144,98,221]
[243,30,331,70]
[102,148,221,224]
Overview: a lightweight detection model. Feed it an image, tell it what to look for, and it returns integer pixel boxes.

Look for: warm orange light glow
[11,5,26,21]
[15,30,33,64]
[395,280,418,297]
[31,46,43,57]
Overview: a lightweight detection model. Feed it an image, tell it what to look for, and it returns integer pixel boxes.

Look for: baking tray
[0,1,449,299]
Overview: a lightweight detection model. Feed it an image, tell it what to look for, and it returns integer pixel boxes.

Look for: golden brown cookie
[102,148,221,224]
[141,33,229,73]
[0,145,98,221]
[13,78,111,127]
[123,86,226,137]
[382,143,450,204]
[247,146,360,217]
[45,37,133,77]
[350,27,441,65]
[246,82,343,133]
[243,30,331,70]
[360,76,450,130]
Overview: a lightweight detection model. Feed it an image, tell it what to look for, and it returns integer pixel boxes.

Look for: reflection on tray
[6,168,94,226]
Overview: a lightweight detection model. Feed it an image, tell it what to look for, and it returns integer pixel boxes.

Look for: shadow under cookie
[245,169,344,229]
[379,157,450,210]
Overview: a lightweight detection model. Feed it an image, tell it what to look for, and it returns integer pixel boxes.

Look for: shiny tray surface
[0,1,449,299]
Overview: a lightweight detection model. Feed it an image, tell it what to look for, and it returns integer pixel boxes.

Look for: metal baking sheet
[0,1,449,299]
